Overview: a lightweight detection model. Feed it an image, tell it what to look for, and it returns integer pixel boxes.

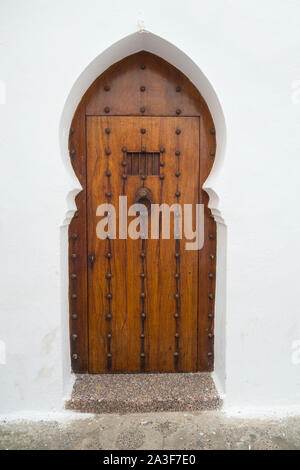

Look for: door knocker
[134,187,154,213]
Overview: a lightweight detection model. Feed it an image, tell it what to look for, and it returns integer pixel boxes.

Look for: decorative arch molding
[59,32,227,390]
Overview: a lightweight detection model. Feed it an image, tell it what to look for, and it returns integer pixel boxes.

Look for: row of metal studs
[105,237,112,369]
[102,108,183,116]
[70,227,79,360]
[140,239,146,370]
[69,129,79,361]
[105,129,113,370]
[174,128,182,369]
[139,127,146,371]
[121,146,128,193]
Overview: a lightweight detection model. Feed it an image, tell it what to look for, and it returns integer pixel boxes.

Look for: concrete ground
[0,411,299,450]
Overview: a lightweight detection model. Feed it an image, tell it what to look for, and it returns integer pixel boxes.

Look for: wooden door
[68,51,217,373]
[87,116,200,372]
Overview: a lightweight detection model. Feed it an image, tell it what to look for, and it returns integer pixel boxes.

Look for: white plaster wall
[0,0,299,415]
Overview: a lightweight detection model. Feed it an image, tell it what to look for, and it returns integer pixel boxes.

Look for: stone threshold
[66,372,222,414]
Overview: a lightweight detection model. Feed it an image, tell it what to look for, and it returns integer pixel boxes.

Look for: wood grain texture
[68,51,216,373]
[87,117,200,372]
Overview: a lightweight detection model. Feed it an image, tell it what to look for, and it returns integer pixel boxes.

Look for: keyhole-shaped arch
[60,32,226,390]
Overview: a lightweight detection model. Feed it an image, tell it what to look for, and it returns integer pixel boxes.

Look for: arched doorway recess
[68,51,217,373]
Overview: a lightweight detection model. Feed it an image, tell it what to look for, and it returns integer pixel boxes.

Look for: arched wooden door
[68,52,216,373]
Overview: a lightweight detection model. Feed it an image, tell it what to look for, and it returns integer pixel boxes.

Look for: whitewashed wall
[0,0,300,415]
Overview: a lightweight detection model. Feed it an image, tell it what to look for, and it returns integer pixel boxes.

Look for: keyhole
[138,196,151,211]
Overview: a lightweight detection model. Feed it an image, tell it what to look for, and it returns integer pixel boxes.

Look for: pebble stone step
[66,372,222,414]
